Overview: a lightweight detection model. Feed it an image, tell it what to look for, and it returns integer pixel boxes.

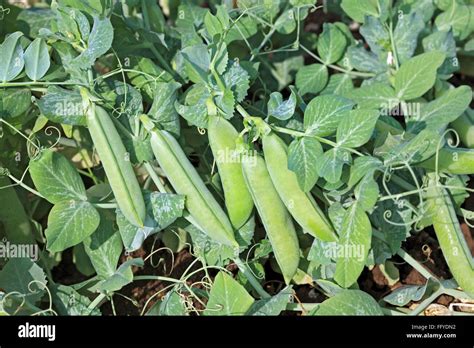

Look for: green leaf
[347,45,387,73]
[37,86,86,126]
[24,38,50,81]
[117,209,157,252]
[46,200,100,252]
[52,284,99,316]
[246,286,292,315]
[347,83,397,109]
[0,89,31,119]
[223,59,250,103]
[317,147,351,183]
[336,109,380,148]
[17,9,55,38]
[355,174,379,211]
[0,32,24,82]
[72,16,113,68]
[340,0,385,23]
[435,2,471,39]
[98,258,144,293]
[311,289,383,315]
[304,95,355,136]
[175,83,209,128]
[0,258,47,304]
[84,210,123,279]
[29,149,87,204]
[150,192,185,229]
[317,23,347,64]
[393,11,424,64]
[348,156,383,188]
[267,91,296,120]
[127,57,173,101]
[308,238,337,265]
[204,272,254,315]
[334,204,371,288]
[394,51,445,100]
[295,64,328,95]
[383,278,438,306]
[148,81,181,136]
[321,73,353,96]
[288,137,322,192]
[360,16,389,56]
[156,291,188,316]
[182,44,211,84]
[407,86,472,133]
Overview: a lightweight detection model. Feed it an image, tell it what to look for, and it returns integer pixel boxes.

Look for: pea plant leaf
[45,200,100,252]
[148,81,182,136]
[29,149,88,204]
[24,38,50,81]
[317,23,347,64]
[204,272,255,316]
[303,95,355,136]
[150,192,186,229]
[393,11,424,64]
[246,286,293,315]
[36,86,86,126]
[316,147,351,183]
[98,258,144,293]
[267,91,296,120]
[295,64,328,95]
[336,109,380,148]
[347,83,397,109]
[0,88,32,119]
[0,32,25,82]
[288,137,323,192]
[394,51,446,100]
[334,203,372,288]
[311,290,383,315]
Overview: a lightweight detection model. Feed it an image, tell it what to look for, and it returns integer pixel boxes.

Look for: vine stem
[7,174,44,198]
[233,257,271,299]
[87,293,107,313]
[396,249,436,280]
[299,44,376,78]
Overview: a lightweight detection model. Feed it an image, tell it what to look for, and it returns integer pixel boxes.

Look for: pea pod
[241,153,299,284]
[208,117,253,229]
[145,118,237,247]
[262,133,337,242]
[451,110,474,149]
[418,147,474,175]
[426,174,474,297]
[87,104,146,227]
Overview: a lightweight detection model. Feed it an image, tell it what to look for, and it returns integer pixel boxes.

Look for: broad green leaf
[272,56,304,91]
[311,290,383,315]
[316,147,351,183]
[295,64,328,95]
[150,192,185,229]
[394,51,445,100]
[98,258,144,293]
[46,200,100,252]
[214,87,235,119]
[29,149,87,204]
[308,238,337,265]
[288,137,322,192]
[149,81,181,136]
[347,83,397,109]
[223,59,250,103]
[0,258,47,304]
[84,210,123,279]
[127,57,173,101]
[435,2,471,39]
[0,89,31,119]
[407,86,472,132]
[274,9,297,34]
[314,279,343,297]
[24,38,50,81]
[393,12,424,63]
[0,32,24,82]
[72,17,114,68]
[267,91,296,120]
[334,204,371,288]
[354,174,379,211]
[346,45,387,73]
[52,284,99,316]
[246,286,292,315]
[157,291,188,316]
[237,0,280,22]
[37,86,86,126]
[321,73,353,96]
[175,83,209,128]
[204,272,254,315]
[73,243,95,276]
[317,23,347,64]
[360,16,389,56]
[340,0,385,23]
[336,109,380,148]
[348,156,383,188]
[182,44,211,84]
[17,9,55,38]
[304,95,355,136]
[422,30,458,74]
[383,278,438,306]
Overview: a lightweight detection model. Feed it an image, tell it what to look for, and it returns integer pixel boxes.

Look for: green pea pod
[87,104,146,227]
[262,133,337,242]
[426,174,474,297]
[241,153,299,284]
[147,124,237,247]
[418,147,474,175]
[208,117,253,229]
[451,110,474,149]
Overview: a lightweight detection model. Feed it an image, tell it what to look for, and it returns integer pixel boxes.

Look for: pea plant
[0,0,473,316]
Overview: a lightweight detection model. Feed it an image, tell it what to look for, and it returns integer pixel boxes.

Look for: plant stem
[7,174,44,198]
[87,293,107,313]
[234,257,271,299]
[397,249,436,280]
